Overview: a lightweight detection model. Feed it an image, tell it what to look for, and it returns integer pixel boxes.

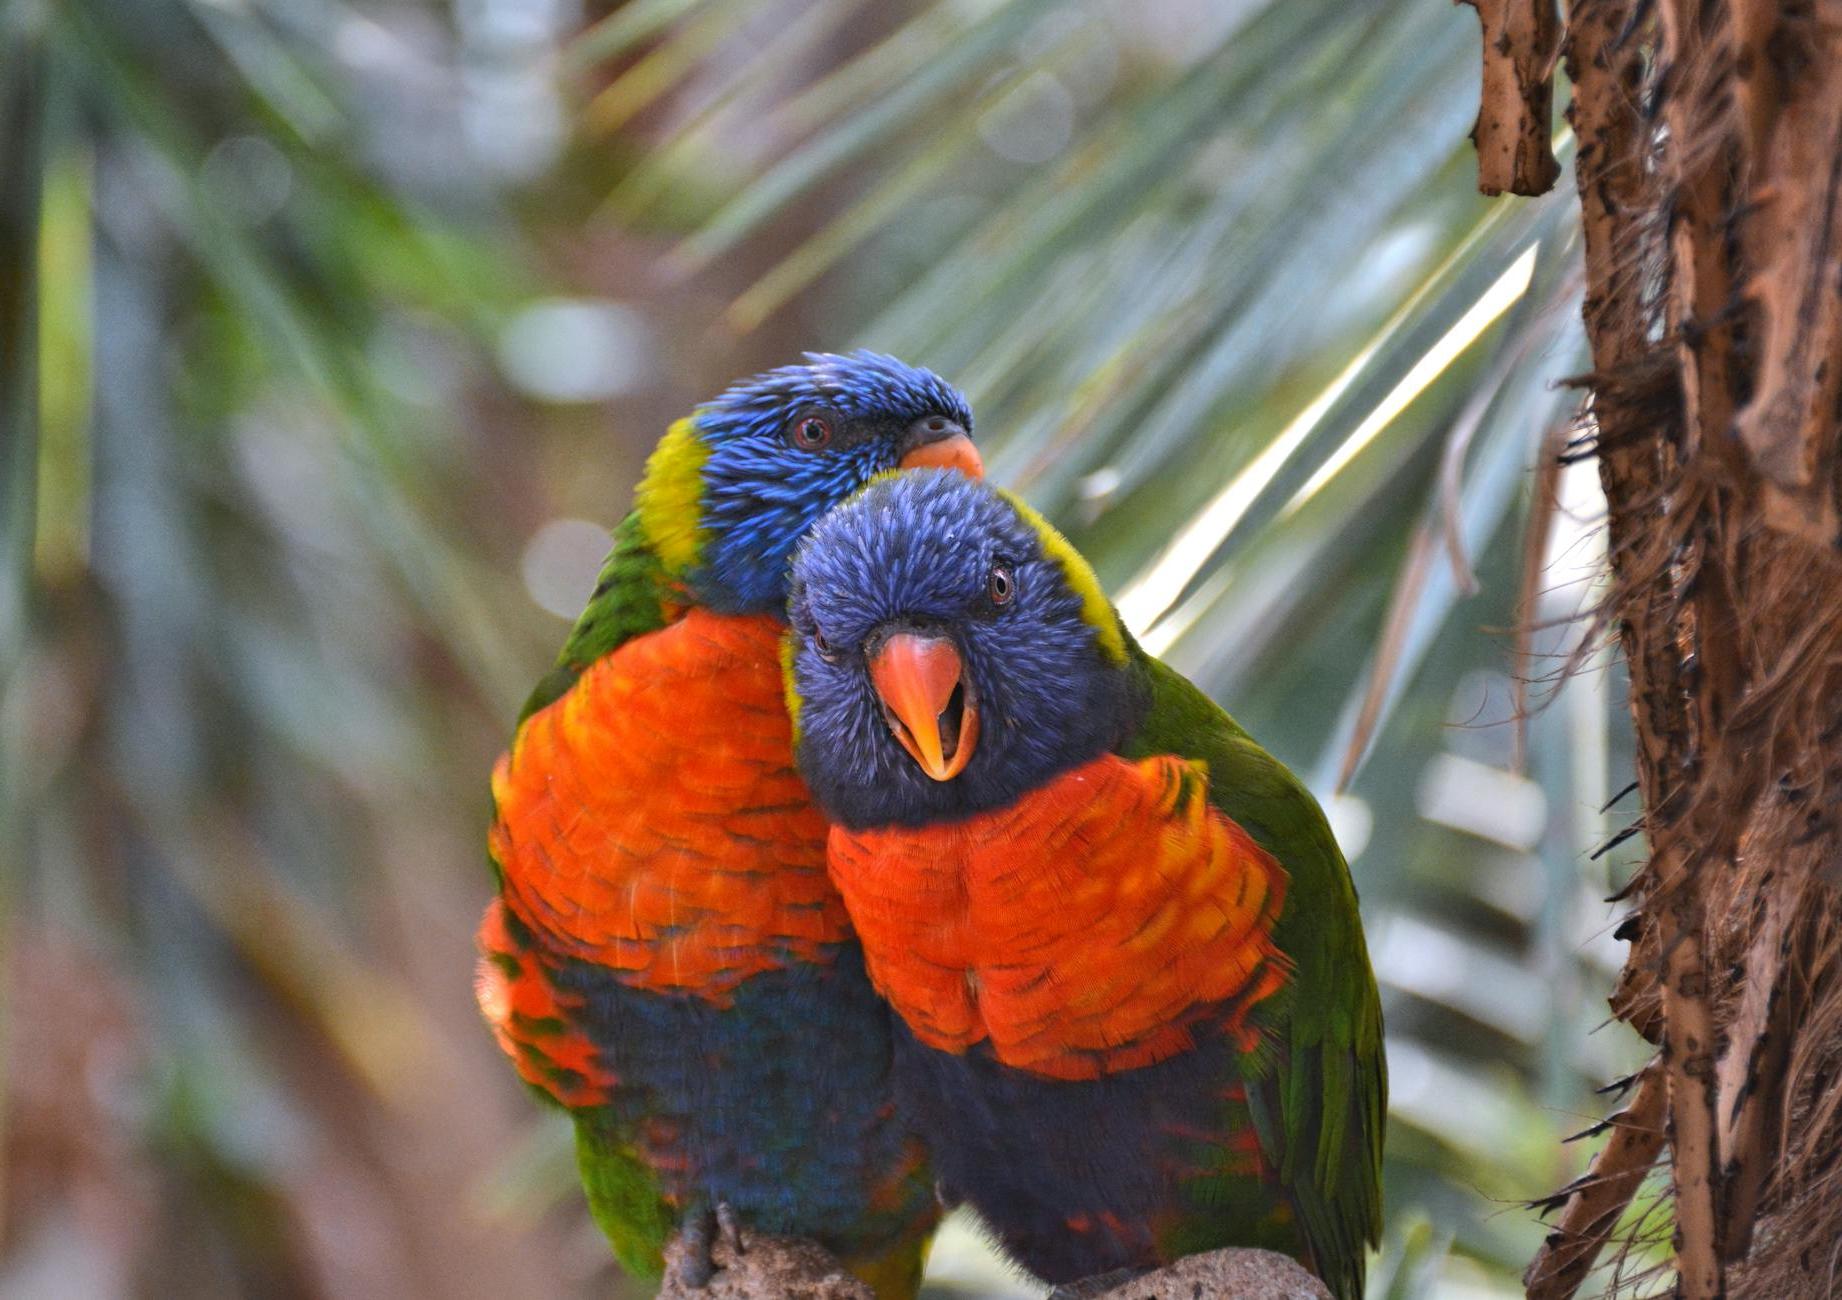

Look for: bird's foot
[1045,1267,1152,1300]
[663,1203,746,1291]
[715,1202,744,1257]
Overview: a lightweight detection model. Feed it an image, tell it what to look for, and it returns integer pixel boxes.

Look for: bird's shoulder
[519,510,684,721]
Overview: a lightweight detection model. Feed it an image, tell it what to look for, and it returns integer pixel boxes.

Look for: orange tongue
[867,632,979,781]
[899,433,984,479]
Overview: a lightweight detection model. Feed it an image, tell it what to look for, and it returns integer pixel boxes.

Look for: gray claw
[665,1209,718,1290]
[715,1202,745,1256]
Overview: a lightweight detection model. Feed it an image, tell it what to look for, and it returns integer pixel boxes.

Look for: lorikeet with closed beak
[476,353,982,1295]
[783,471,1384,1300]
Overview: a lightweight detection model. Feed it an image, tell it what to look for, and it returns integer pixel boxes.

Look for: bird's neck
[630,416,799,614]
[634,416,709,582]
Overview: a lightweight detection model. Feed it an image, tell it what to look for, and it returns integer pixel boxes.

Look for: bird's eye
[987,562,1015,607]
[788,414,833,451]
[813,629,841,662]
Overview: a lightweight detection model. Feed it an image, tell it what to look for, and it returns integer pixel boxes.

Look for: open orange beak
[897,417,983,479]
[867,631,979,781]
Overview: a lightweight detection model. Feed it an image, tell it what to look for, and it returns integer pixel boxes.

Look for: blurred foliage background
[0,0,1656,1295]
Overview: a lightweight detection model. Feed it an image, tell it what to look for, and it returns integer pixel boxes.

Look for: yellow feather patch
[635,416,708,574]
[997,488,1128,664]
[778,629,803,747]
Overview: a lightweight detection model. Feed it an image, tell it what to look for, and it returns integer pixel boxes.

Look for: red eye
[813,629,840,661]
[987,563,1015,607]
[790,415,833,450]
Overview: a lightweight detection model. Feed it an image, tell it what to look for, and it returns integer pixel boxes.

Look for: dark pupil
[799,419,827,446]
[991,568,1011,602]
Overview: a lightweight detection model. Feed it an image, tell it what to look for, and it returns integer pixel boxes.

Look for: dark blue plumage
[552,945,922,1239]
[890,1017,1250,1279]
[690,352,974,612]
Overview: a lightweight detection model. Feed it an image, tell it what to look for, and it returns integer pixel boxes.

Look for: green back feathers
[574,1122,677,1278]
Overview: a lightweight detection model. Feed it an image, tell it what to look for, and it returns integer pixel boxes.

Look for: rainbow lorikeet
[476,353,983,1295]
[782,471,1385,1299]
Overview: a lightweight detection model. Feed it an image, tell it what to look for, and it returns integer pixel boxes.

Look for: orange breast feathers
[828,754,1290,1081]
[489,609,845,1004]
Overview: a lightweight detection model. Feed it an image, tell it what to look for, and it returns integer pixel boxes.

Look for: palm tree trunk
[1476,2,1842,1296]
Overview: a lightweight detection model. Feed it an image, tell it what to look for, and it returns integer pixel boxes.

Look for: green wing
[1121,639,1384,1300]
[518,510,676,722]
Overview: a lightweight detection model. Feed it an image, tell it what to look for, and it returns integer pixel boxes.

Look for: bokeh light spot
[978,71,1075,165]
[201,136,293,225]
[521,518,612,618]
[496,298,651,404]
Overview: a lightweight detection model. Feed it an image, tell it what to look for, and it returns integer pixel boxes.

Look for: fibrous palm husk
[1468,2,1842,1297]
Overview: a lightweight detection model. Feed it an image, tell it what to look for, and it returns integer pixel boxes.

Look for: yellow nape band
[998,488,1128,664]
[778,630,803,747]
[636,416,708,573]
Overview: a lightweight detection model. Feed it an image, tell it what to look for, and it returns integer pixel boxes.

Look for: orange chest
[828,754,1290,1080]
[490,609,844,1003]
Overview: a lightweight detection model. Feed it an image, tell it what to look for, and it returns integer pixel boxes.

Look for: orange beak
[897,418,983,479]
[867,631,979,781]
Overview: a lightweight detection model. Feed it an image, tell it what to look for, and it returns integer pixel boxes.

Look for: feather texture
[477,355,978,1292]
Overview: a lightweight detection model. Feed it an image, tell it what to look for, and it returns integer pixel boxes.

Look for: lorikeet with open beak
[476,354,982,1295]
[783,471,1384,1300]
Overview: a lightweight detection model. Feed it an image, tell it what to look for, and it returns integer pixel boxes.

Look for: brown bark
[1732,4,1842,547]
[1655,869,1725,1298]
[1713,879,1801,1261]
[1523,1064,1667,1300]
[1472,2,1842,1296]
[1460,0,1563,195]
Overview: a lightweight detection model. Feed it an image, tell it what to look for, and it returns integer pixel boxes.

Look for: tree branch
[1460,0,1562,195]
[658,1232,873,1299]
[1523,1062,1666,1300]
[1733,4,1842,547]
[1714,880,1802,1261]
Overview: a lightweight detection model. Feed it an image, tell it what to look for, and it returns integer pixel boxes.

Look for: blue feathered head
[636,351,977,613]
[785,471,1143,829]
